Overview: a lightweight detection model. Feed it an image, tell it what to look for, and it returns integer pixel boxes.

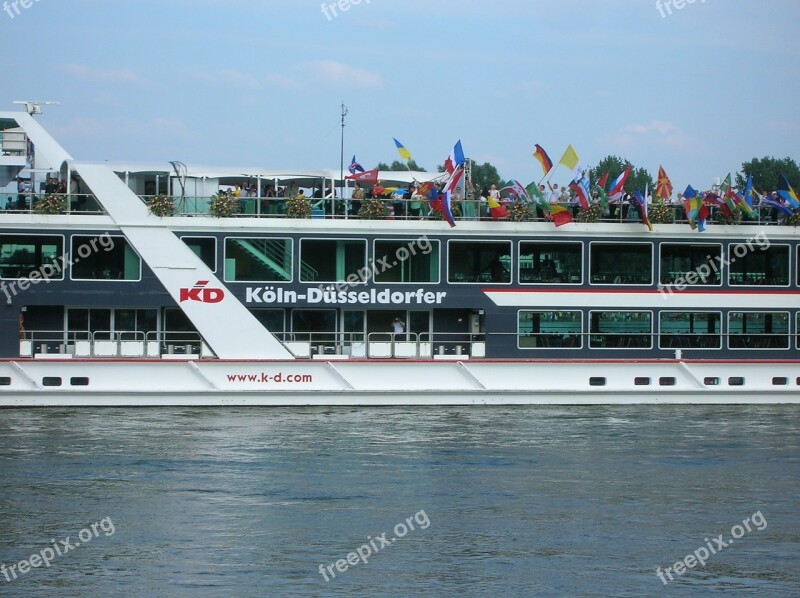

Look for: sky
[1,0,798,191]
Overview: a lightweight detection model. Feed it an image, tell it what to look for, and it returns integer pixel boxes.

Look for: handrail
[131,194,787,225]
[1,193,107,215]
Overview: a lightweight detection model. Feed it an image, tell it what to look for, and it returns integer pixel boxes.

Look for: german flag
[532,144,553,176]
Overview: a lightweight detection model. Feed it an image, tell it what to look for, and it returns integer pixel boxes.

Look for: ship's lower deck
[2,358,799,406]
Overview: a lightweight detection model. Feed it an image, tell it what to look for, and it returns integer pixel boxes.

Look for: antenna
[12,101,60,116]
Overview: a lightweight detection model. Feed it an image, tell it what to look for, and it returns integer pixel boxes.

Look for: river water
[0,405,797,596]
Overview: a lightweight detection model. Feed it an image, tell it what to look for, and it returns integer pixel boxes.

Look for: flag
[532,144,553,176]
[608,165,632,203]
[569,174,591,210]
[703,191,732,216]
[720,173,738,214]
[444,140,466,174]
[348,156,365,175]
[393,138,412,161]
[631,190,653,231]
[440,166,464,228]
[744,174,757,212]
[762,196,795,217]
[777,173,799,209]
[486,193,509,219]
[501,180,531,202]
[346,168,379,184]
[682,185,708,231]
[558,145,580,171]
[549,204,572,227]
[595,172,609,191]
[656,166,673,200]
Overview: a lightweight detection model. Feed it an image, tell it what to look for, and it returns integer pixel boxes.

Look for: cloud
[194,68,262,89]
[764,120,799,134]
[603,120,698,154]
[622,120,679,136]
[307,60,382,87]
[61,64,141,84]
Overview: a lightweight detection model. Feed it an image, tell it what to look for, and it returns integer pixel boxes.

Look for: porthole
[42,377,62,387]
[634,377,651,386]
[728,377,745,386]
[70,377,90,387]
[704,377,720,386]
[589,377,607,387]
[772,377,788,386]
[0,376,11,386]
[659,377,676,386]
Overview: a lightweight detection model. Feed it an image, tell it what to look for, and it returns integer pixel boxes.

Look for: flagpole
[339,103,347,203]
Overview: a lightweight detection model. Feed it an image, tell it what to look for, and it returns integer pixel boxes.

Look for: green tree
[376,160,426,172]
[736,156,800,193]
[470,161,503,193]
[590,155,654,194]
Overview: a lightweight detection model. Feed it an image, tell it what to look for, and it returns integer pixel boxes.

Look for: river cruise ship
[1,110,799,405]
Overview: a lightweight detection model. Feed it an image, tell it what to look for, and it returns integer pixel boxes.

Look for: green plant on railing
[33,193,66,215]
[209,193,240,218]
[357,197,389,220]
[714,208,742,226]
[147,194,175,217]
[784,209,800,227]
[575,203,603,223]
[649,200,675,224]
[507,200,534,222]
[285,195,313,219]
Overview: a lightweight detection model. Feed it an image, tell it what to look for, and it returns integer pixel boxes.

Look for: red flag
[549,204,572,227]
[596,172,609,191]
[656,166,673,200]
[346,168,379,184]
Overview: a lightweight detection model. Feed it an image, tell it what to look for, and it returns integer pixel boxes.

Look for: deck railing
[134,195,787,226]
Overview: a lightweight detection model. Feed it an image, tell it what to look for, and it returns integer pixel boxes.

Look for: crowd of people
[3,176,83,211]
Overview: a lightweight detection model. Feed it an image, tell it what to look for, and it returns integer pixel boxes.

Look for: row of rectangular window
[518,310,800,350]
[590,376,796,387]
[2,235,798,287]
[3,376,796,388]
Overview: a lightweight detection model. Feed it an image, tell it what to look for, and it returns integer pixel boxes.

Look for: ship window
[704,377,720,386]
[42,377,62,387]
[589,377,606,386]
[728,243,789,286]
[67,308,157,339]
[728,312,790,350]
[225,237,292,282]
[589,311,652,349]
[728,377,745,386]
[590,243,652,285]
[448,241,511,283]
[659,312,721,350]
[291,309,336,344]
[659,243,722,286]
[634,377,651,386]
[70,236,141,281]
[300,239,366,283]
[251,309,285,334]
[181,237,217,272]
[374,239,440,283]
[70,377,90,386]
[772,377,789,386]
[0,234,64,280]
[659,377,677,386]
[518,311,582,349]
[0,376,10,386]
[519,242,582,284]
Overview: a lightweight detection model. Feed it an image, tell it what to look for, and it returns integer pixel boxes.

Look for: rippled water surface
[0,405,798,596]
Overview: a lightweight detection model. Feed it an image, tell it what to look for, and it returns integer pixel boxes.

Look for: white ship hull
[2,359,798,406]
